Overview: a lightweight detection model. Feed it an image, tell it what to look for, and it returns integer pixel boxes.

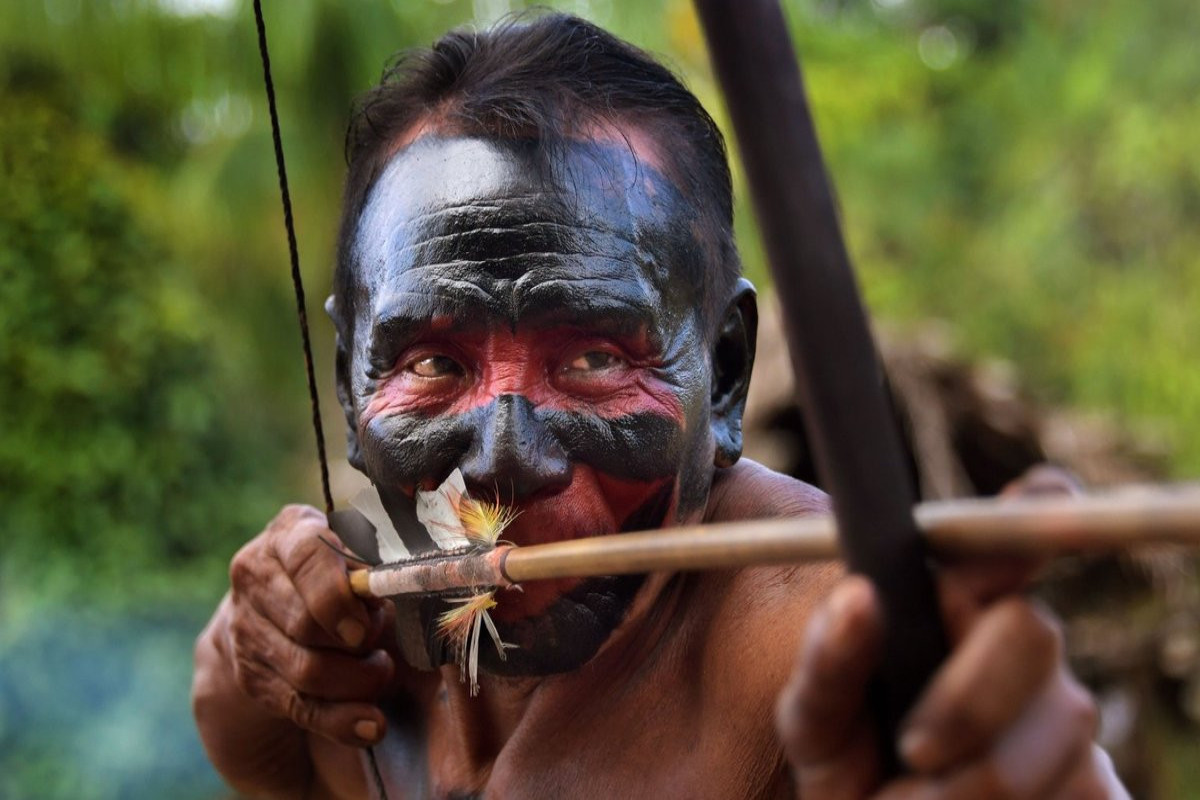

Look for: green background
[1,0,1197,796]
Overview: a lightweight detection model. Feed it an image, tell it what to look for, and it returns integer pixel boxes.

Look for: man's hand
[193,505,396,795]
[221,504,394,744]
[775,464,1130,799]
[776,562,1130,798]
[709,460,1125,797]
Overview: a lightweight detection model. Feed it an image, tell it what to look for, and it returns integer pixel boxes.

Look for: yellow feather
[455,496,521,546]
[435,591,515,695]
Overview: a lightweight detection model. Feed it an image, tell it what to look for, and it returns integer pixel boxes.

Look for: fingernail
[354,719,379,742]
[827,579,863,618]
[899,725,933,770]
[826,577,873,633]
[337,618,365,647]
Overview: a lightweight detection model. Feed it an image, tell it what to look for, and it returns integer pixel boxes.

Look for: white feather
[481,608,514,661]
[415,468,472,549]
[468,611,483,696]
[349,484,410,562]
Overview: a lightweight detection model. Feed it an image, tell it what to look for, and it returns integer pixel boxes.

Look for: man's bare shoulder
[705,458,830,523]
[689,460,844,776]
[700,561,844,687]
[701,457,843,664]
[684,564,841,794]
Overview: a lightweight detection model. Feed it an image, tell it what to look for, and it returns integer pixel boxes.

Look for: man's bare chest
[365,676,789,800]
[339,566,830,800]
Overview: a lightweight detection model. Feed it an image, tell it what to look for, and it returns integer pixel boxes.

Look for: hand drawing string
[252,3,388,797]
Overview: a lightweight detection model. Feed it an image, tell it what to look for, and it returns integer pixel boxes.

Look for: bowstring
[251,0,333,515]
[251,2,389,797]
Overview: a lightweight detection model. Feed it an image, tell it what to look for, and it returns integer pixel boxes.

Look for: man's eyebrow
[372,288,489,327]
[366,291,491,368]
[366,280,660,364]
[512,279,666,354]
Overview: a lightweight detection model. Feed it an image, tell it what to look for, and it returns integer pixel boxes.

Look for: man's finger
[935,556,1042,640]
[242,606,394,702]
[989,670,1098,797]
[777,576,882,788]
[999,464,1084,499]
[239,656,386,748]
[237,563,339,650]
[933,464,1081,639]
[272,514,373,649]
[231,505,361,649]
[899,598,1060,773]
[1055,746,1131,800]
[879,671,1098,799]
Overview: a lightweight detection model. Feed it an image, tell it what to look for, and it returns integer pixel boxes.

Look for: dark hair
[331,12,740,336]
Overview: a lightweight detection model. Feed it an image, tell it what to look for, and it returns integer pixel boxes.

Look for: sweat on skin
[330,133,758,676]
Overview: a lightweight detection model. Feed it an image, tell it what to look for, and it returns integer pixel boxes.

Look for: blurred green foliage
[0,0,1197,797]
[0,86,294,602]
[794,0,1200,475]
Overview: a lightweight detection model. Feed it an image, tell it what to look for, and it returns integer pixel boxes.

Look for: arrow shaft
[350,489,1200,596]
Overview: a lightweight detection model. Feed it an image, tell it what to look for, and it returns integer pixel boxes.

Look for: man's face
[338,134,735,672]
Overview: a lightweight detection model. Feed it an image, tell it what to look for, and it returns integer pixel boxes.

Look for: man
[193,14,1122,798]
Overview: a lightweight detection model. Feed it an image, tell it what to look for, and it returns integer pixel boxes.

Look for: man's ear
[328,295,366,472]
[711,278,758,468]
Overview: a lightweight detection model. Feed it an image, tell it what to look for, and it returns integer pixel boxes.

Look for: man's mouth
[496,494,607,547]
[484,492,614,622]
[484,478,674,623]
[358,462,677,678]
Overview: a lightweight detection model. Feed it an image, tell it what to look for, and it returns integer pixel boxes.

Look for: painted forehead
[349,135,705,334]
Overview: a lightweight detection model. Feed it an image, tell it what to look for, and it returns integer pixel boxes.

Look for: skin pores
[334,135,726,674]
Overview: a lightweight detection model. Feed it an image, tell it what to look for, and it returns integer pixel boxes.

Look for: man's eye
[564,350,624,373]
[408,355,463,378]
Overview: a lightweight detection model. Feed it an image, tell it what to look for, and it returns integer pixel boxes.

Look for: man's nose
[459,394,571,502]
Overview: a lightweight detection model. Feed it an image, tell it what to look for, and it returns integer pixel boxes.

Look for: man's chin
[423,574,644,677]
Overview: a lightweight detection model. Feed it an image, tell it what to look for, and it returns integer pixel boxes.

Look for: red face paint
[362,326,684,422]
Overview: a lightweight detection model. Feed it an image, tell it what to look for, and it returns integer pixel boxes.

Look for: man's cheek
[540,371,686,420]
[358,410,474,490]
[675,421,714,519]
[358,391,693,518]
[543,410,685,482]
[605,477,675,532]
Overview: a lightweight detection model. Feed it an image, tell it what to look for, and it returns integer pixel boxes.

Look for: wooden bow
[692,0,947,770]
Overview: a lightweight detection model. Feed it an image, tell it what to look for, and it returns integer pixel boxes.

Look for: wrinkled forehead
[348,135,704,329]
[358,134,668,231]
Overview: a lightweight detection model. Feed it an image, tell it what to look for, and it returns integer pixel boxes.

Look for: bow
[692,0,948,770]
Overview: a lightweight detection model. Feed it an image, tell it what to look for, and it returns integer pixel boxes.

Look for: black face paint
[361,400,688,496]
[339,135,724,673]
